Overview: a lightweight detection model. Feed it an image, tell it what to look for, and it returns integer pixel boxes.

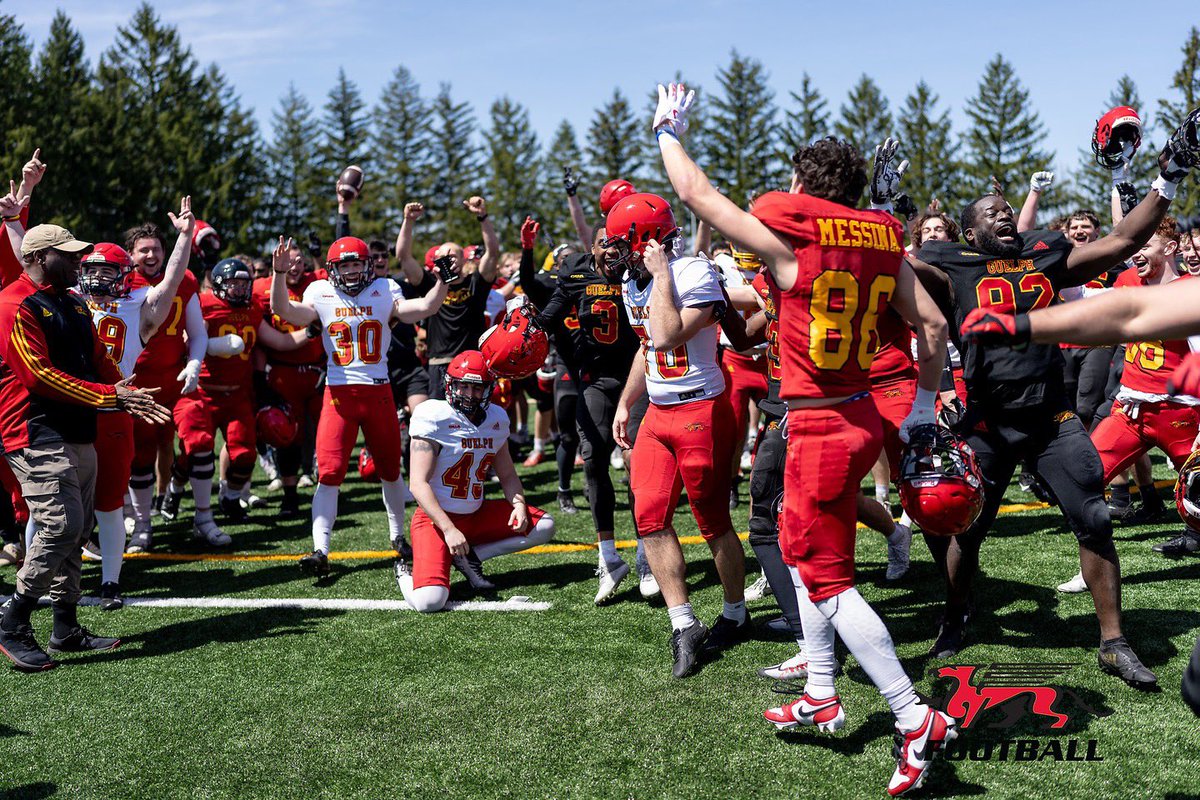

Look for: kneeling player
[396,351,555,611]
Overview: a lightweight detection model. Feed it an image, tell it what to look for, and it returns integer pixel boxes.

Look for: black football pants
[747,412,803,640]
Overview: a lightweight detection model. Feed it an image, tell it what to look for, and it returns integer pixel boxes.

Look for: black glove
[1115,182,1139,216]
[563,166,579,197]
[306,321,322,340]
[306,233,321,258]
[1159,107,1200,182]
[894,193,918,220]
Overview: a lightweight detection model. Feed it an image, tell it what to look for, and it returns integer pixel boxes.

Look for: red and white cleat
[762,692,845,732]
[887,708,958,796]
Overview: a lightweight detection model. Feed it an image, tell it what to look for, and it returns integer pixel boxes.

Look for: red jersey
[870,308,916,384]
[1115,270,1191,395]
[0,206,31,287]
[199,291,263,386]
[751,271,782,385]
[253,275,324,366]
[751,191,905,398]
[131,268,200,376]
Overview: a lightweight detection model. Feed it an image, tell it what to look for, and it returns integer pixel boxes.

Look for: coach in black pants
[0,225,168,672]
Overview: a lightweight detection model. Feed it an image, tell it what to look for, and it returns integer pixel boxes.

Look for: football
[337,164,364,200]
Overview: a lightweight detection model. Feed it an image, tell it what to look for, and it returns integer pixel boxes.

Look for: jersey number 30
[808,270,896,370]
[328,319,383,367]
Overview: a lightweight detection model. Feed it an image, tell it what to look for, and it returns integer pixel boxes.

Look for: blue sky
[10,0,1199,181]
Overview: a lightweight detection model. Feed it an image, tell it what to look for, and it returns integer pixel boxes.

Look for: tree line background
[2,4,1199,256]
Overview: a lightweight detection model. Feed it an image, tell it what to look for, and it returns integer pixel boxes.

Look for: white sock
[96,509,126,584]
[129,472,155,524]
[195,508,213,523]
[791,566,837,699]
[875,484,889,505]
[474,515,555,560]
[667,602,696,631]
[381,479,408,540]
[311,483,339,554]
[598,538,619,565]
[240,483,253,501]
[898,510,913,529]
[532,437,546,454]
[813,586,926,730]
[723,599,747,624]
[189,477,213,513]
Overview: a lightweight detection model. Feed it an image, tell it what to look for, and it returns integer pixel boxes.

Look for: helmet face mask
[444,350,495,418]
[1092,106,1143,169]
[79,244,134,298]
[898,424,984,537]
[211,258,254,306]
[330,259,372,295]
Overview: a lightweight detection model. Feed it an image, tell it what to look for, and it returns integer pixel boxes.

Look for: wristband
[1151,175,1179,201]
[476,213,488,222]
[2,215,20,222]
[656,128,681,146]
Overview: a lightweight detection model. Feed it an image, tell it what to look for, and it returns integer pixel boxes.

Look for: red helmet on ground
[1092,105,1142,169]
[602,193,679,278]
[444,349,496,416]
[358,447,380,482]
[326,236,372,295]
[478,299,549,380]
[1175,450,1200,529]
[192,220,221,263]
[898,424,985,537]
[598,179,637,215]
[79,243,134,297]
[256,405,298,449]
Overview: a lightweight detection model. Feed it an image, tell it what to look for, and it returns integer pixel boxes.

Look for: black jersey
[416,270,492,361]
[918,229,1075,409]
[535,253,638,383]
[518,249,576,367]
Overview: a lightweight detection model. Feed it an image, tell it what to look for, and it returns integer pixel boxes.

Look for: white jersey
[302,277,404,386]
[79,286,150,378]
[623,255,726,406]
[409,399,509,514]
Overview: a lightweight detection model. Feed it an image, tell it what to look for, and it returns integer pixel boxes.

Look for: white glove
[176,358,201,395]
[207,334,245,357]
[1029,171,1054,193]
[869,137,908,206]
[899,388,938,444]
[653,82,695,138]
[505,294,530,313]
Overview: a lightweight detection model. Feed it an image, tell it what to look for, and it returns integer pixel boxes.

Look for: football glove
[176,358,201,395]
[653,82,695,137]
[562,166,579,197]
[899,388,937,444]
[894,193,918,220]
[1158,107,1200,183]
[870,137,909,206]
[1029,171,1054,193]
[959,307,1031,348]
[1168,353,1200,397]
[1114,181,1139,216]
[520,216,540,250]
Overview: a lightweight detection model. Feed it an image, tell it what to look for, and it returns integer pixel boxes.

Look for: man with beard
[905,107,1200,686]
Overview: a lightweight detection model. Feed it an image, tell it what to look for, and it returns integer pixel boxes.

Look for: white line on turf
[8,595,551,612]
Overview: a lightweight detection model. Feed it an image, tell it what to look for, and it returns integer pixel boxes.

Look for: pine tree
[780,73,829,157]
[702,51,780,209]
[835,75,892,158]
[367,65,429,239]
[538,120,585,244]
[424,83,481,244]
[962,54,1052,199]
[585,88,642,189]
[264,84,323,241]
[0,13,34,186]
[321,67,369,175]
[484,97,540,243]
[1158,27,1200,219]
[896,81,961,210]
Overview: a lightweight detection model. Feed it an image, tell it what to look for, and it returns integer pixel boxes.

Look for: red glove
[1169,353,1200,396]
[520,216,540,250]
[959,306,1031,348]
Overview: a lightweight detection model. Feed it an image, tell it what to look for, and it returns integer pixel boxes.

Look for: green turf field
[1,457,1198,800]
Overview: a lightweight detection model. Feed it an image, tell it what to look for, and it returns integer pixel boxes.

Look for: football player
[395,350,556,610]
[654,83,956,795]
[76,196,196,608]
[165,257,312,545]
[609,192,747,679]
[562,166,637,245]
[919,107,1200,687]
[123,219,209,552]
[270,236,449,577]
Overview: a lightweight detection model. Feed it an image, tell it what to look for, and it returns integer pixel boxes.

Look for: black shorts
[426,363,450,401]
[392,364,430,405]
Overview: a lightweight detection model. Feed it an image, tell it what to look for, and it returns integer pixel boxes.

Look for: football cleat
[745,572,772,602]
[1107,499,1136,522]
[81,539,103,562]
[299,550,330,578]
[557,491,578,515]
[151,493,163,517]
[99,582,124,612]
[125,522,152,554]
[159,485,184,521]
[885,523,912,581]
[193,517,231,547]
[1152,529,1200,556]
[887,709,958,796]
[1056,571,1088,593]
[928,607,970,659]
[452,548,495,591]
[219,494,248,523]
[705,614,751,653]
[636,550,660,599]
[594,559,630,605]
[394,556,412,589]
[522,451,545,468]
[1098,636,1157,686]
[47,626,121,655]
[669,620,709,679]
[758,650,809,680]
[240,491,267,510]
[297,474,315,488]
[763,692,845,732]
[390,534,414,561]
[0,621,56,671]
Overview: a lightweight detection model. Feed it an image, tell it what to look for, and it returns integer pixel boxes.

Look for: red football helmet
[326,236,372,295]
[79,243,134,297]
[358,447,380,482]
[256,405,298,448]
[444,349,496,416]
[602,193,679,278]
[192,220,221,264]
[898,424,985,537]
[423,244,441,270]
[1092,105,1142,169]
[598,179,637,215]
[478,300,549,380]
[1175,450,1200,529]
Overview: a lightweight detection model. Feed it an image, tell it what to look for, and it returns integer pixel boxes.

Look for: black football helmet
[211,258,253,306]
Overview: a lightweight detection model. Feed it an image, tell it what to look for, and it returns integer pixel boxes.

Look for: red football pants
[410,499,547,589]
[174,385,257,472]
[721,350,768,441]
[94,411,135,512]
[316,384,401,485]
[870,375,915,482]
[1091,399,1199,484]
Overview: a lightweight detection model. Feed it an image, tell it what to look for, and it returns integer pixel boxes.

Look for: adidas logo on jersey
[1033,240,1050,251]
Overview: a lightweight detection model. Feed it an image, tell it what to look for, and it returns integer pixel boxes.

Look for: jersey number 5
[808,270,896,370]
[442,451,496,500]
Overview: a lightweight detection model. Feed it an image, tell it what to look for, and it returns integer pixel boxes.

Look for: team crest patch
[883,389,903,399]
[1033,240,1050,251]
[1054,411,1077,423]
[684,422,707,433]
[1171,420,1191,428]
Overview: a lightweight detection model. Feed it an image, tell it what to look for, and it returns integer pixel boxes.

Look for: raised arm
[517,217,552,309]
[392,273,448,324]
[1017,171,1053,232]
[465,196,500,283]
[143,196,195,336]
[563,167,593,244]
[269,237,319,326]
[644,242,717,351]
[0,181,27,258]
[395,202,425,285]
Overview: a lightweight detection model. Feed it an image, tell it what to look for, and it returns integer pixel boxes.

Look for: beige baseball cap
[20,224,93,258]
